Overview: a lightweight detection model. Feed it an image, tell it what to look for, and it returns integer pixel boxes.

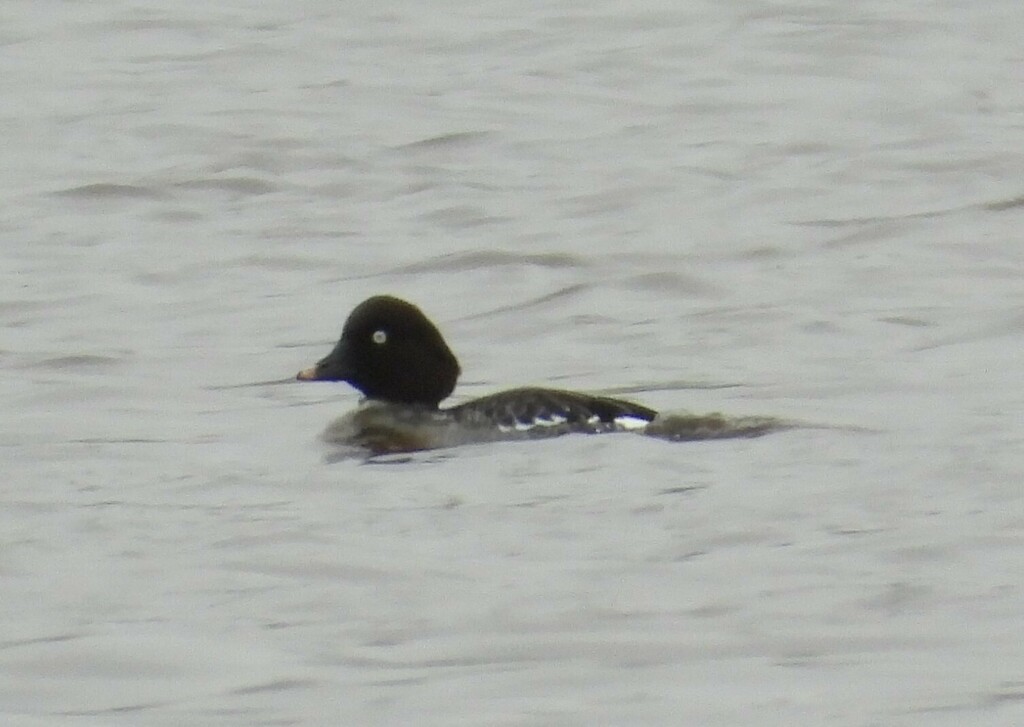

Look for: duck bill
[296,339,353,382]
[295,366,323,381]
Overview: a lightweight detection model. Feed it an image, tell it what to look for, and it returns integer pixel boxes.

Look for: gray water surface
[2,2,1023,725]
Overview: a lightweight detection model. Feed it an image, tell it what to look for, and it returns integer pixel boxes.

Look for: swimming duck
[296,295,657,452]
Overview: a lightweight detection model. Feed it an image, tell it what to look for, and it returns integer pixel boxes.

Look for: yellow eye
[372,329,387,345]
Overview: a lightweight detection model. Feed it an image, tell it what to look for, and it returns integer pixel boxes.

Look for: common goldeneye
[296,295,658,453]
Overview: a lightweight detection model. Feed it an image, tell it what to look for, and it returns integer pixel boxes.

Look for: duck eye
[371,329,387,345]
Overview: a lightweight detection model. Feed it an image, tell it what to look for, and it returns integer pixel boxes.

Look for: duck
[296,295,658,453]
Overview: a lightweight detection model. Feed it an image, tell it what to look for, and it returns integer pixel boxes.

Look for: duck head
[297,296,460,408]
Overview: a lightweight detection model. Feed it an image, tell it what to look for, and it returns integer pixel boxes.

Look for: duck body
[297,296,657,453]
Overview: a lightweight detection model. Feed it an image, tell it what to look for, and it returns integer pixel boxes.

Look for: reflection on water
[645,411,793,441]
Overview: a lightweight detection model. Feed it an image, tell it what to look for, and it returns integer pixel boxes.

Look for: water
[2,1,1023,724]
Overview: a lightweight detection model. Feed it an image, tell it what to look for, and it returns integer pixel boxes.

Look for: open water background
[2,1,1023,724]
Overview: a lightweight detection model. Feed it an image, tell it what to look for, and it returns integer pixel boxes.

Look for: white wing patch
[492,410,648,435]
[497,413,569,433]
[612,415,650,431]
[531,413,568,428]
